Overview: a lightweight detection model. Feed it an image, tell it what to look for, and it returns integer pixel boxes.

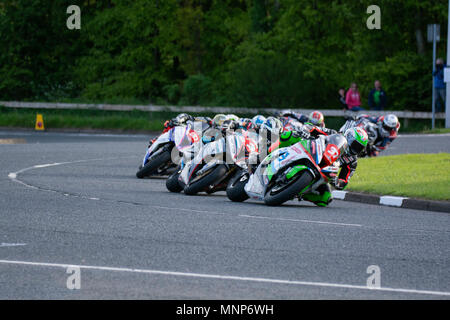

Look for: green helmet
[344,127,368,155]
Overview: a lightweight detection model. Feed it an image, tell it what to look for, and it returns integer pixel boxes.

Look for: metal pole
[432,24,436,129]
[446,0,450,128]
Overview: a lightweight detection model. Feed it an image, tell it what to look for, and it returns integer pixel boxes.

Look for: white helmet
[226,114,240,122]
[212,114,227,126]
[251,115,267,127]
[379,114,399,138]
[261,116,283,133]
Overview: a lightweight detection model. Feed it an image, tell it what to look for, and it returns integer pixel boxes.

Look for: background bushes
[0,0,447,111]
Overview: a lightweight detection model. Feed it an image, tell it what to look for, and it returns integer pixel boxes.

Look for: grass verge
[347,153,450,201]
[0,106,181,132]
[0,105,447,133]
[421,128,450,134]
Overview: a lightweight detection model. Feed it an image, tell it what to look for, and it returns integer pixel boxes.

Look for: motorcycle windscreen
[173,125,197,152]
[226,132,246,167]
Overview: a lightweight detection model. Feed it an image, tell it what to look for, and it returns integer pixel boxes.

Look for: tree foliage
[0,0,447,111]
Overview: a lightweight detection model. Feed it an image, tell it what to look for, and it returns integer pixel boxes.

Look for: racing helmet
[261,117,283,133]
[220,119,238,131]
[251,115,267,127]
[226,114,240,122]
[274,109,292,118]
[238,118,254,129]
[344,127,369,155]
[308,111,325,127]
[212,114,227,126]
[379,114,400,138]
[174,113,192,125]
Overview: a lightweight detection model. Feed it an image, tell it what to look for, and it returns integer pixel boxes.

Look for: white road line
[7,158,226,217]
[0,259,448,297]
[151,205,224,215]
[239,214,362,227]
[8,158,365,226]
[0,243,27,247]
[7,157,135,188]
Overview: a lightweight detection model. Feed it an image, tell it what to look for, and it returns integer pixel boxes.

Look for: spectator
[338,88,348,110]
[368,80,387,110]
[345,83,364,111]
[433,58,446,112]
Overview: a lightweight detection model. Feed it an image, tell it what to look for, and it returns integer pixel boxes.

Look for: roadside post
[428,24,440,129]
[446,0,450,128]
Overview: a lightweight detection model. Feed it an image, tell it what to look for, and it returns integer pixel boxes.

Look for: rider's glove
[324,128,337,135]
[292,129,311,140]
[335,179,348,190]
[164,120,172,128]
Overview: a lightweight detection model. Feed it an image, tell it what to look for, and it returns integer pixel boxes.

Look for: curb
[332,191,450,213]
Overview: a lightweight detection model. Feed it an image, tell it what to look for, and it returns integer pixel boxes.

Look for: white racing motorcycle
[136,119,209,178]
[227,134,345,206]
[173,128,261,195]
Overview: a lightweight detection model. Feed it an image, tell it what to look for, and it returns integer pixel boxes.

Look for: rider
[148,113,197,147]
[268,125,368,207]
[276,110,326,128]
[341,113,400,157]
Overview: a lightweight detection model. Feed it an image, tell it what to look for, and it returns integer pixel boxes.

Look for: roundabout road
[0,131,449,299]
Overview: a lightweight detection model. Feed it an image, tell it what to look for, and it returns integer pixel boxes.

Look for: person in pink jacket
[345,83,364,111]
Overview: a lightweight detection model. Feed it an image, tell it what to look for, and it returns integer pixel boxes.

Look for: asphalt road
[0,130,449,300]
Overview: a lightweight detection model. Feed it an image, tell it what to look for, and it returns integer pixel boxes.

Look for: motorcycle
[177,128,261,196]
[165,125,223,192]
[226,134,345,206]
[136,120,209,179]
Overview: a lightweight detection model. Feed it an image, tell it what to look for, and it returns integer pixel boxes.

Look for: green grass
[421,128,450,134]
[0,105,448,133]
[0,106,183,132]
[347,153,450,201]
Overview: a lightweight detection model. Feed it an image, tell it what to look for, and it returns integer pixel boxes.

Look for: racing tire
[136,149,172,179]
[166,170,183,193]
[226,171,249,202]
[183,164,228,196]
[264,170,314,206]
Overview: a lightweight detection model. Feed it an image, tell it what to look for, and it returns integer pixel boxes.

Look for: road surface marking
[0,138,26,144]
[0,259,449,297]
[0,243,27,247]
[239,214,362,227]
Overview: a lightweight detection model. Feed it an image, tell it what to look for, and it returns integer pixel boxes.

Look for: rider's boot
[301,183,333,207]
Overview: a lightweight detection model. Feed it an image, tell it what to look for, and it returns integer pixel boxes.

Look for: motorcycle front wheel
[264,170,314,206]
[183,164,228,196]
[136,148,172,178]
[166,170,183,193]
[226,170,249,202]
